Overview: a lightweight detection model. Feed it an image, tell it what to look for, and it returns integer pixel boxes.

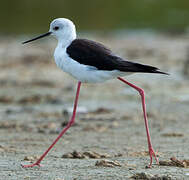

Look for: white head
[23,18,77,47]
[50,18,76,45]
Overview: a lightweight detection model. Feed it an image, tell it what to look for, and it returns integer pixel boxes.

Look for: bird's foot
[21,161,42,168]
[147,146,159,168]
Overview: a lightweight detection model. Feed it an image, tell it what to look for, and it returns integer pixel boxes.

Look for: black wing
[67,39,167,74]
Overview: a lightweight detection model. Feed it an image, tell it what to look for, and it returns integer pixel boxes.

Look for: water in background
[0,0,189,34]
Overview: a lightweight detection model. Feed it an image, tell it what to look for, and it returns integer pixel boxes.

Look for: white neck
[57,27,77,48]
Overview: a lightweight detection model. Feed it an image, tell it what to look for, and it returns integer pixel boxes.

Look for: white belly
[54,46,129,83]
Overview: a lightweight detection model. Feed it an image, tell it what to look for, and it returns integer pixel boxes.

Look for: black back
[67,39,167,74]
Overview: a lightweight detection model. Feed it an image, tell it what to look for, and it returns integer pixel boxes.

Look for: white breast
[54,45,128,83]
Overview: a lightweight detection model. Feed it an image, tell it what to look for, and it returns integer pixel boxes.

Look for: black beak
[22,32,52,44]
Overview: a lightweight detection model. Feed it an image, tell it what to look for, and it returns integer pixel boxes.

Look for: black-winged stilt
[22,18,168,168]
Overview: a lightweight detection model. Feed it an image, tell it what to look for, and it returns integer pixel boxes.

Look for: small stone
[130,172,153,179]
[62,153,74,158]
[160,157,189,168]
[62,150,111,159]
[95,160,121,167]
[24,156,39,162]
[161,133,183,137]
[0,96,13,103]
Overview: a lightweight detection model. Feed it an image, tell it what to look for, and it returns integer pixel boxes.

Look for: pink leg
[118,77,159,167]
[22,82,82,168]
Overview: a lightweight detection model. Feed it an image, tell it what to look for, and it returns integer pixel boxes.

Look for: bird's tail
[110,56,169,75]
[132,63,169,75]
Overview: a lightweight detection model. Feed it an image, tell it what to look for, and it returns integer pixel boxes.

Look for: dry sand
[0,33,189,179]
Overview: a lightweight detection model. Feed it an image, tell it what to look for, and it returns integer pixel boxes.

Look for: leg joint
[138,88,144,96]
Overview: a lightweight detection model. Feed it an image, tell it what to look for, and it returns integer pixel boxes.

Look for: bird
[22,18,168,168]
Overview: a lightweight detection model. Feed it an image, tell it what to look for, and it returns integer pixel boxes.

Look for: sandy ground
[0,33,189,179]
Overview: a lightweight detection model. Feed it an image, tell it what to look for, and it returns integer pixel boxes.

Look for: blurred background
[1,0,189,34]
[0,1,189,179]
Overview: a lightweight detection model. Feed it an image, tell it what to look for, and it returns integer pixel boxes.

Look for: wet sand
[0,33,189,179]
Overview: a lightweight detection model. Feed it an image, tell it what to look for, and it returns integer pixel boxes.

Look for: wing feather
[67,39,168,74]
